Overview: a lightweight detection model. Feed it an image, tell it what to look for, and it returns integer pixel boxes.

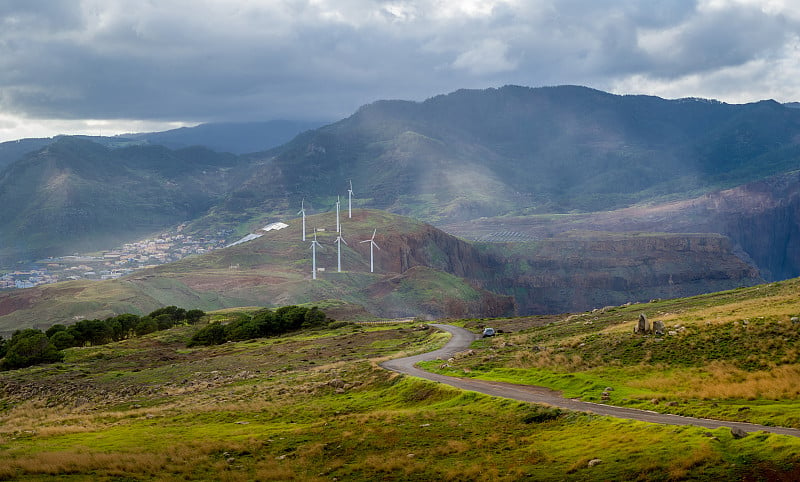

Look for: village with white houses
[0,225,232,290]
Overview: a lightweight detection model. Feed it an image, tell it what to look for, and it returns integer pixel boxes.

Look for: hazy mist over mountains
[1,85,799,314]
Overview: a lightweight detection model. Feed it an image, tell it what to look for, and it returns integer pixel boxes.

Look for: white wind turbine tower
[310,230,322,280]
[335,195,341,233]
[360,228,380,273]
[347,180,354,218]
[334,226,347,272]
[298,199,307,241]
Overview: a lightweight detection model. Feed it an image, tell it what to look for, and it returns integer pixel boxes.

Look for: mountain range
[0,85,799,322]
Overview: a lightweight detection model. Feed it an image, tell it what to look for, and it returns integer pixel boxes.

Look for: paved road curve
[381,324,800,438]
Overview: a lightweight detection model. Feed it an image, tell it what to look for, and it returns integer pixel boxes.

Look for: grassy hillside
[1,304,799,480]
[2,208,767,332]
[427,277,800,430]
[0,210,516,333]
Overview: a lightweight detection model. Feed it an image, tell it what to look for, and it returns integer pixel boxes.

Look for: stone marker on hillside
[635,313,651,334]
[653,320,665,336]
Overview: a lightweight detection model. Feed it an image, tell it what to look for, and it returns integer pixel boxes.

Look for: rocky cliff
[356,217,761,315]
[445,171,800,284]
[481,233,762,314]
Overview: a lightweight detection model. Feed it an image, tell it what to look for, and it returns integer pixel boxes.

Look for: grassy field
[2,294,800,480]
[425,278,800,431]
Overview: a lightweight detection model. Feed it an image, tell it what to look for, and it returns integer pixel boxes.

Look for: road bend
[380,324,800,438]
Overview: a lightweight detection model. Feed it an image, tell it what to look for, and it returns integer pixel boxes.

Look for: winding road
[381,324,800,438]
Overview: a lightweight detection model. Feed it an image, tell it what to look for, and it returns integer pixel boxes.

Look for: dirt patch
[0,285,88,317]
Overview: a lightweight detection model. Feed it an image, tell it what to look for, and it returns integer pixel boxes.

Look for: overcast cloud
[1,0,799,141]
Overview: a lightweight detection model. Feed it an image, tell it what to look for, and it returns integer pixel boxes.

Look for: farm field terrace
[1,309,800,480]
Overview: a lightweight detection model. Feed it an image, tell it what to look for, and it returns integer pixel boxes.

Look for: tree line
[0,306,204,370]
[188,305,331,346]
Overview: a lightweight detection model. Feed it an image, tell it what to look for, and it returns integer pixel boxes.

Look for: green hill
[0,278,799,480]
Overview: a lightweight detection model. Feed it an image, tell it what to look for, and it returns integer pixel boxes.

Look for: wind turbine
[347,180,354,218]
[334,227,347,272]
[310,230,322,280]
[360,228,380,273]
[335,195,341,233]
[298,199,307,241]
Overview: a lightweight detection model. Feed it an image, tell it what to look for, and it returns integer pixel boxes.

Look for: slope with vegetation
[0,306,204,370]
[0,209,764,332]
[0,137,249,264]
[1,290,799,480]
[212,85,800,219]
[427,277,800,430]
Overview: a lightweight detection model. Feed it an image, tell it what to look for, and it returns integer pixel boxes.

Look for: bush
[134,317,158,336]
[45,324,67,338]
[149,306,187,322]
[186,309,205,324]
[110,314,140,339]
[188,322,227,347]
[327,321,352,329]
[155,313,177,331]
[1,329,63,370]
[187,306,331,346]
[49,330,76,350]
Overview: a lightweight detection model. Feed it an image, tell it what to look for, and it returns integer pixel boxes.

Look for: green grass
[2,279,800,479]
[423,278,800,429]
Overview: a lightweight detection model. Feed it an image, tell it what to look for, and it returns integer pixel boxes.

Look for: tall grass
[633,362,800,400]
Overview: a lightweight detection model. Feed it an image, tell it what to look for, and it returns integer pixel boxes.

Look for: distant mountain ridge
[216,85,800,224]
[0,119,325,170]
[126,119,328,154]
[2,84,800,289]
[0,137,248,264]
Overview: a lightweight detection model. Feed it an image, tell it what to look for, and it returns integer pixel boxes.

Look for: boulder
[653,320,665,336]
[731,427,749,439]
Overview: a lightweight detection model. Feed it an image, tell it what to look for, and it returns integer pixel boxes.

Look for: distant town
[0,225,232,290]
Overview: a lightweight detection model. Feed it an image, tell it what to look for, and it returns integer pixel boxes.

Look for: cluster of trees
[0,329,63,371]
[189,305,330,347]
[0,306,205,371]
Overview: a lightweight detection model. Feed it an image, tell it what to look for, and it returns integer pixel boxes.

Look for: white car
[482,327,496,337]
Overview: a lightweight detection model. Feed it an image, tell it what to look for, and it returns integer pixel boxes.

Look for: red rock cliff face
[371,225,504,278]
[486,233,762,314]
[359,223,762,315]
[446,171,800,284]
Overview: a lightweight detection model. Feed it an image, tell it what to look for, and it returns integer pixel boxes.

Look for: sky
[1,0,799,142]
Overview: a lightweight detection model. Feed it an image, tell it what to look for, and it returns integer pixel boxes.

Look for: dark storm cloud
[1,0,799,135]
